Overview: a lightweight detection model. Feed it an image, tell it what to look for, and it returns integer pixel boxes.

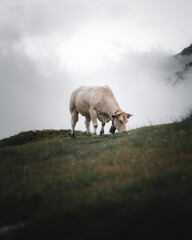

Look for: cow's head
[111,112,133,133]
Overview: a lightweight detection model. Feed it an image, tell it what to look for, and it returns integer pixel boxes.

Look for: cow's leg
[70,109,79,138]
[85,116,92,136]
[100,122,105,135]
[89,107,98,136]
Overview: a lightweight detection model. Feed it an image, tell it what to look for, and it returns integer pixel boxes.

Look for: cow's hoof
[92,134,97,138]
[71,133,76,138]
[100,131,104,135]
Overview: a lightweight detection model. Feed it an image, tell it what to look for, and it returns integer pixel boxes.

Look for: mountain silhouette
[173,43,192,84]
[178,43,192,56]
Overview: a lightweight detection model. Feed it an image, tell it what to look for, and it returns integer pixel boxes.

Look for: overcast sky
[0,0,192,139]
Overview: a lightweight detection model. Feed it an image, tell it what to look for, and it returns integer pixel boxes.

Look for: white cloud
[0,0,192,138]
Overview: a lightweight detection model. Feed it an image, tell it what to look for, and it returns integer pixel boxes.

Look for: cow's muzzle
[109,125,116,134]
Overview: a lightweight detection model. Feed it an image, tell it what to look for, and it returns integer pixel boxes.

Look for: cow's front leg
[89,107,98,136]
[85,116,92,136]
[100,122,105,135]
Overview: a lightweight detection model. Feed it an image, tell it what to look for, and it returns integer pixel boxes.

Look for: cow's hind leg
[100,122,105,135]
[70,109,79,138]
[85,116,92,136]
[89,107,98,136]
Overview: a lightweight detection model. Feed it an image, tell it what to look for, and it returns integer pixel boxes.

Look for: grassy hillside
[0,115,192,239]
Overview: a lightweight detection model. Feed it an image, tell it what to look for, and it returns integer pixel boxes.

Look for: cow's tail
[69,92,74,113]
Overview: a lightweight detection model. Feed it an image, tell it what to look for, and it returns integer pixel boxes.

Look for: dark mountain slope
[178,43,192,56]
[174,43,192,83]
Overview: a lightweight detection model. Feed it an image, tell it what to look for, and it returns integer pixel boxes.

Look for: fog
[0,0,192,139]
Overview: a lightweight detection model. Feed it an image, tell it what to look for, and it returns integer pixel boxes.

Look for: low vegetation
[0,114,192,239]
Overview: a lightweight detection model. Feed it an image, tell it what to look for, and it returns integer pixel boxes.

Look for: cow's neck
[107,101,121,119]
[114,109,122,114]
[109,108,121,122]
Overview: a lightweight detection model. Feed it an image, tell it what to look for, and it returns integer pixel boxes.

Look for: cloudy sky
[0,0,192,139]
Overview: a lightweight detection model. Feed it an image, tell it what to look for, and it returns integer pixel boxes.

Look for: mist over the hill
[0,0,192,139]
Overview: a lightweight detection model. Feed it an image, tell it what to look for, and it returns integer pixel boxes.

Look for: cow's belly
[76,103,110,122]
[75,91,111,121]
[76,101,90,117]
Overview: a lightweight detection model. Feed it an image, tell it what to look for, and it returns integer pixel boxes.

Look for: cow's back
[70,86,119,116]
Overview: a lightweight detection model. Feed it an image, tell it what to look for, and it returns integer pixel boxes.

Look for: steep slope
[0,114,192,239]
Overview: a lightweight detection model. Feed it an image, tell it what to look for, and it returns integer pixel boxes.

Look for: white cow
[69,86,132,137]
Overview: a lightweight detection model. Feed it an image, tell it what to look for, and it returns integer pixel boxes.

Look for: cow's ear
[112,114,117,119]
[126,113,133,119]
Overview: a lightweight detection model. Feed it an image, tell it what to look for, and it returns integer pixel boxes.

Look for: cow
[69,85,132,137]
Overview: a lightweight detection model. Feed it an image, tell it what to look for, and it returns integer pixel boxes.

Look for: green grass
[0,115,192,239]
